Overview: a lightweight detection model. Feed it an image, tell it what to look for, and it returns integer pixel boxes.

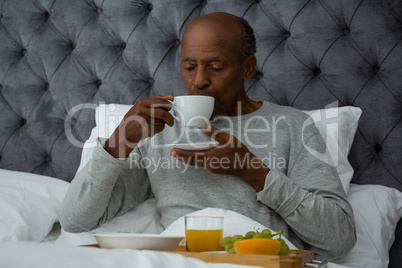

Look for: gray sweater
[59,101,356,257]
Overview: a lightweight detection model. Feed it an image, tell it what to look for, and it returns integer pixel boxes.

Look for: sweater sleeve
[59,139,152,233]
[256,133,356,258]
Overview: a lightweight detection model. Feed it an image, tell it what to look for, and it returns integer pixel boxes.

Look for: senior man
[59,12,356,258]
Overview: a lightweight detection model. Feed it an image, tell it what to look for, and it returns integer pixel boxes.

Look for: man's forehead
[182,26,239,55]
[182,56,222,62]
[182,38,227,50]
[181,41,235,62]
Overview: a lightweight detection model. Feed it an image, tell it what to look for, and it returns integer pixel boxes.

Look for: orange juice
[185,229,223,252]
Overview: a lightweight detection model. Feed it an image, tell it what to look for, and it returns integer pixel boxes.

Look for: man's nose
[193,67,210,89]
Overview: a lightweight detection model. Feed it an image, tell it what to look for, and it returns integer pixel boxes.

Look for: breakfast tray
[85,244,314,268]
[165,246,315,268]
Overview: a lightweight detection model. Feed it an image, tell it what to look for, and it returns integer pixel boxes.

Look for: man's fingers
[148,108,174,127]
[162,95,174,102]
[202,124,238,147]
[139,96,174,127]
[146,97,172,111]
[203,124,224,141]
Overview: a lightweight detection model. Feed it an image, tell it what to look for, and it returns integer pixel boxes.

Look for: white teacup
[170,96,215,128]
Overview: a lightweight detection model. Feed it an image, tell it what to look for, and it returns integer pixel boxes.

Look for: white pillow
[76,103,133,172]
[0,169,70,242]
[303,106,362,194]
[330,184,402,268]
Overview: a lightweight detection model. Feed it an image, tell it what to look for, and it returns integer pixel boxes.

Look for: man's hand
[170,124,270,191]
[105,95,174,158]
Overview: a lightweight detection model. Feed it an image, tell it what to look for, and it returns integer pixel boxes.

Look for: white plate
[167,142,219,151]
[93,233,184,250]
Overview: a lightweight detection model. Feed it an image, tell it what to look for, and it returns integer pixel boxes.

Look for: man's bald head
[182,12,256,59]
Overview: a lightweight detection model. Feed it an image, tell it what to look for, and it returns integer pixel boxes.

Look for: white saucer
[167,142,219,151]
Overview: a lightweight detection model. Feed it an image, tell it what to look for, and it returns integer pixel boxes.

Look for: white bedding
[0,169,69,242]
[0,241,260,268]
[1,169,402,268]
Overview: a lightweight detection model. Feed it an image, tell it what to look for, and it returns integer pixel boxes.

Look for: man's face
[180,21,247,117]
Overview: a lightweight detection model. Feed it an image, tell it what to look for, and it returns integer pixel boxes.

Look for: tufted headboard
[0,0,401,266]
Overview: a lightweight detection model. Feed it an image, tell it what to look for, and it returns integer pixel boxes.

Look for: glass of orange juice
[185,216,224,252]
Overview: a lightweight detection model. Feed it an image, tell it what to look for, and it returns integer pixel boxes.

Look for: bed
[0,0,401,267]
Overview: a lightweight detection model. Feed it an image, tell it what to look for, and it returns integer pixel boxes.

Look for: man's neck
[227,94,262,116]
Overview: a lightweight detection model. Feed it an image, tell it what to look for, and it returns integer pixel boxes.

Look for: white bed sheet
[0,241,260,268]
[1,170,402,268]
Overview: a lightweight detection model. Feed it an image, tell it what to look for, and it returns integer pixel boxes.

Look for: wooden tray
[84,244,314,268]
[165,246,314,268]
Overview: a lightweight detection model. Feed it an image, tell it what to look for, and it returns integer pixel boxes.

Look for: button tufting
[70,43,75,50]
[373,65,380,74]
[97,7,103,14]
[148,4,153,10]
[174,39,181,47]
[44,12,50,20]
[20,119,26,126]
[255,72,263,80]
[44,83,49,90]
[284,31,291,38]
[343,28,350,35]
[314,68,321,75]
[45,155,52,163]
[120,42,126,49]
[96,80,102,86]
[201,0,207,6]
[22,49,27,56]
[148,78,154,85]
[374,144,382,152]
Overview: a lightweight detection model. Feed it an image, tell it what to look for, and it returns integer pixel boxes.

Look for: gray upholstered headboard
[0,0,401,266]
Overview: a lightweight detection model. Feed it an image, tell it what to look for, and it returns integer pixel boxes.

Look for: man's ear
[242,55,257,80]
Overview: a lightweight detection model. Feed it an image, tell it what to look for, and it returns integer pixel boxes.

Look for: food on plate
[222,229,289,256]
[233,238,281,255]
[276,238,290,256]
